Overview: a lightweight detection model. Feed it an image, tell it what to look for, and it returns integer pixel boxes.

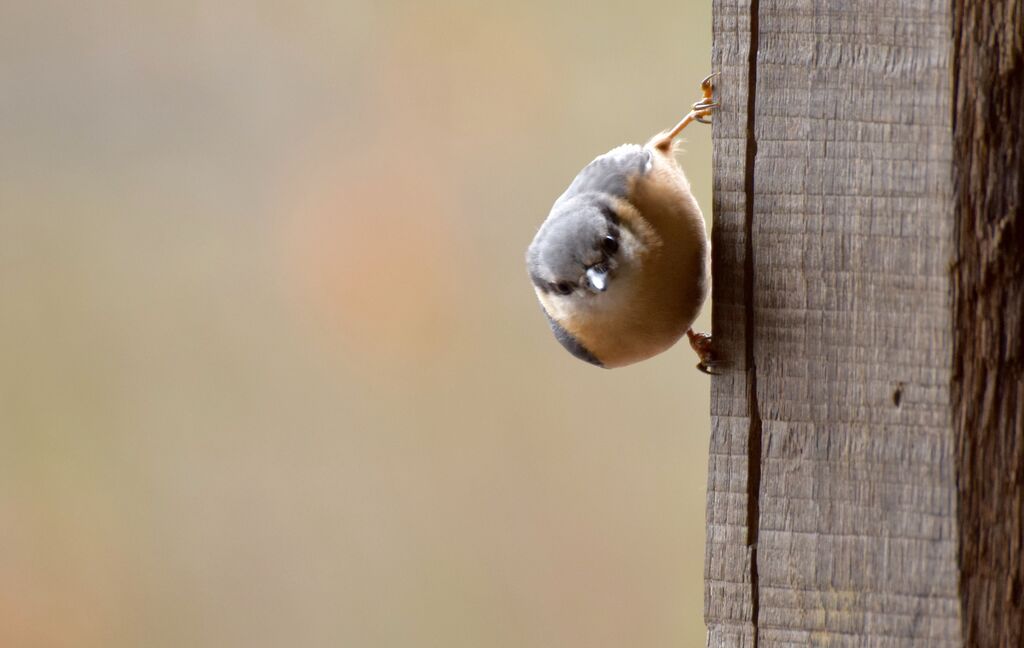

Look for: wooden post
[705,1,1023,645]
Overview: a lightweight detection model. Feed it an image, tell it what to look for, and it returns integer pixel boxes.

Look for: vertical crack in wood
[742,0,762,644]
[711,2,963,643]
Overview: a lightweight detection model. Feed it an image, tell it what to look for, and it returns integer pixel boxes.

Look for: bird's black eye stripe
[551,281,574,295]
[530,272,552,293]
[607,223,620,239]
[599,203,620,225]
[536,278,575,296]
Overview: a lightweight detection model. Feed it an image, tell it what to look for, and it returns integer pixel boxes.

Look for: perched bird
[526,74,717,371]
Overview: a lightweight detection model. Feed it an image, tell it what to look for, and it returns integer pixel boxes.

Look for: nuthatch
[526,74,718,371]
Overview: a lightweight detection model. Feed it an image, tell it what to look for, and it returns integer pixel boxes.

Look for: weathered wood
[706,0,760,645]
[952,1,1024,646]
[707,1,968,645]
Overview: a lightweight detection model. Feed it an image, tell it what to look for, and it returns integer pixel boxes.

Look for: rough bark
[952,1,1024,646]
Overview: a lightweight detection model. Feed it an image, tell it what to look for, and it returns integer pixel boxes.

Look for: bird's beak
[586,266,609,292]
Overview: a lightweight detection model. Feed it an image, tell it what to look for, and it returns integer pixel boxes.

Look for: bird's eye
[555,281,573,295]
[602,236,619,255]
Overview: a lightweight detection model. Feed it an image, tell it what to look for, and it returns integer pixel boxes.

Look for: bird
[526,74,718,372]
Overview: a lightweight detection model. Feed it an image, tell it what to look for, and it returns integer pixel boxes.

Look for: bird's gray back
[555,144,650,206]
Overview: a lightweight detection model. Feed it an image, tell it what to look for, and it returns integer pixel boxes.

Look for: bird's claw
[693,100,719,124]
[653,72,721,151]
[700,72,719,93]
[696,361,719,375]
[693,73,719,124]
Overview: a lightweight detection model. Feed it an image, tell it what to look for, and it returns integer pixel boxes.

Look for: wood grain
[952,1,1024,646]
[707,0,759,644]
[707,1,962,644]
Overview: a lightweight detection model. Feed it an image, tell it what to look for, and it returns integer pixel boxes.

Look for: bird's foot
[654,73,720,151]
[693,72,719,124]
[686,328,719,375]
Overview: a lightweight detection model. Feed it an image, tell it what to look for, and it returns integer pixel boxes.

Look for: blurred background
[1,1,712,646]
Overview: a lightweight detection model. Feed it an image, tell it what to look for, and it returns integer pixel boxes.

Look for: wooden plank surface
[706,0,759,646]
[706,1,961,645]
[952,1,1024,645]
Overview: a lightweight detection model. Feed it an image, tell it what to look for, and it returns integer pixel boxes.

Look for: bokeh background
[1,2,712,646]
